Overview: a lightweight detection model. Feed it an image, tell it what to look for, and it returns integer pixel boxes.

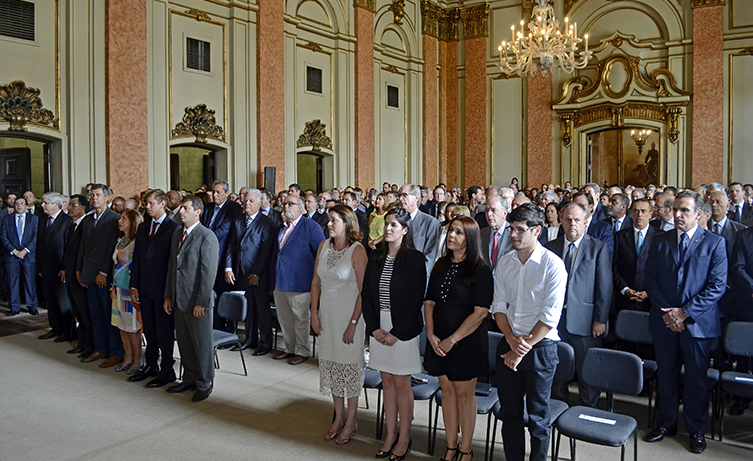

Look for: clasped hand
[501,334,532,372]
[661,307,688,332]
[373,329,397,346]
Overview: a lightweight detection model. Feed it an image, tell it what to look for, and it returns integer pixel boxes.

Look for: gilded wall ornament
[302,42,325,53]
[560,113,573,147]
[460,3,490,40]
[390,0,407,25]
[0,80,56,132]
[172,104,225,143]
[383,65,402,74]
[666,106,682,144]
[297,120,332,151]
[421,1,442,38]
[440,8,460,42]
[691,0,725,7]
[185,8,211,22]
[353,0,376,13]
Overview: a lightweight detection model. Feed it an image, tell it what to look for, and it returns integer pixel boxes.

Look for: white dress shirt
[491,242,568,341]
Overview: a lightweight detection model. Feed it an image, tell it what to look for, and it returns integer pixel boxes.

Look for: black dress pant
[243,285,272,349]
[140,294,176,378]
[67,279,93,355]
[41,273,72,338]
[494,339,559,461]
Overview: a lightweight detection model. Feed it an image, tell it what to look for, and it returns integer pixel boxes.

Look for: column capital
[691,0,725,7]
[353,0,376,13]
[460,3,490,40]
[421,1,459,41]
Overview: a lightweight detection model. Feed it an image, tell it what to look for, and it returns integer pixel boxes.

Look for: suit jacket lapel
[626,229,638,258]
[573,236,588,269]
[669,229,680,265]
[683,228,706,265]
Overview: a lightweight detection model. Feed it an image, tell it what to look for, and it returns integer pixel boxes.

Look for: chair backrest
[488,331,505,374]
[615,310,653,345]
[218,291,247,322]
[554,341,576,383]
[724,321,753,358]
[581,348,643,396]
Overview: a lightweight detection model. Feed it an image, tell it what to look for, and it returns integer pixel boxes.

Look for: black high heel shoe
[389,438,412,461]
[457,449,473,461]
[439,445,458,461]
[375,438,398,458]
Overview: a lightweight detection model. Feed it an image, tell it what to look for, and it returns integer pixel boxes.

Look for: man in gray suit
[545,202,613,407]
[164,195,219,402]
[399,184,439,276]
[480,195,512,271]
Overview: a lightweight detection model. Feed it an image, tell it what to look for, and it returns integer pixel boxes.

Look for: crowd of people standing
[5,177,753,460]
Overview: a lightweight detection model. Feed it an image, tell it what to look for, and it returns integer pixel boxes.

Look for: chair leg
[484,412,492,461]
[620,444,625,461]
[375,388,383,439]
[570,438,576,461]
[634,429,638,461]
[719,392,726,442]
[364,387,370,410]
[428,399,436,455]
[489,417,498,461]
[214,348,220,369]
[238,342,247,376]
[554,432,562,461]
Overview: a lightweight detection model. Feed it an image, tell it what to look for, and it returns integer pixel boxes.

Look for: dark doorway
[0,147,32,198]
[297,152,323,193]
[169,146,216,192]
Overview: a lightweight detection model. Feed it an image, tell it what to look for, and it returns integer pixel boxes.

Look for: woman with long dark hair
[424,216,494,461]
[362,208,426,460]
[544,201,561,242]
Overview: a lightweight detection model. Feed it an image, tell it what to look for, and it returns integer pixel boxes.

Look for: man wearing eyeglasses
[272,195,325,365]
[545,202,613,408]
[650,193,675,232]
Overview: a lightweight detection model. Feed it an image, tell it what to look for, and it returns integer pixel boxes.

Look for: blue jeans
[87,285,123,357]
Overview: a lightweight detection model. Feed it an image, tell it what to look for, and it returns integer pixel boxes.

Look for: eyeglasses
[509,225,538,235]
[284,201,300,207]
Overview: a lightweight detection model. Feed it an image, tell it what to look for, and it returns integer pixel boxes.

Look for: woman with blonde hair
[368,193,389,250]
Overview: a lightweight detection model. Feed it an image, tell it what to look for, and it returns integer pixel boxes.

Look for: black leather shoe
[38,331,59,340]
[231,344,252,352]
[128,365,159,382]
[8,311,20,316]
[729,399,749,416]
[689,434,706,454]
[147,375,177,388]
[644,427,677,443]
[192,387,212,402]
[67,347,83,355]
[54,336,71,343]
[253,346,271,356]
[167,382,197,393]
[28,308,39,315]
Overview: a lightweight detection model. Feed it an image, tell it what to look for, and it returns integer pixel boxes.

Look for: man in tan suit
[164,195,219,402]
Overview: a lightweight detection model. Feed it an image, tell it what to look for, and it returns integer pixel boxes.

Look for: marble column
[105,0,148,199]
[257,0,285,192]
[461,4,490,188]
[354,1,375,189]
[691,1,725,184]
[526,73,553,188]
[423,34,438,188]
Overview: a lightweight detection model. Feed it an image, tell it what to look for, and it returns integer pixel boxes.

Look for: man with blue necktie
[644,190,727,454]
[728,182,753,223]
[1,198,39,316]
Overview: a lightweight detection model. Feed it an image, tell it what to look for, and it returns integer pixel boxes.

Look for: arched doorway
[169,144,227,192]
[0,135,55,198]
[296,151,324,193]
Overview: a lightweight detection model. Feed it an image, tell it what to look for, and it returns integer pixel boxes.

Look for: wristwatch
[350,319,357,325]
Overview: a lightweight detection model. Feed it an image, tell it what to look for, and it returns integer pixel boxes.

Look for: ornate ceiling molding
[460,3,490,40]
[172,104,225,143]
[184,8,211,22]
[297,120,332,151]
[421,1,459,41]
[353,0,376,13]
[0,80,57,132]
[691,0,725,7]
[389,0,407,25]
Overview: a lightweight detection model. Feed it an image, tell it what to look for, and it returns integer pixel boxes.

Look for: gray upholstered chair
[614,310,657,426]
[553,348,643,461]
[719,321,753,441]
[212,291,248,376]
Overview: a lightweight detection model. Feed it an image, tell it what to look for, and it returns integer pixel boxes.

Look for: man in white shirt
[492,203,567,461]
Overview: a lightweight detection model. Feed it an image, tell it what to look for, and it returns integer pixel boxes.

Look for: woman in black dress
[424,216,494,461]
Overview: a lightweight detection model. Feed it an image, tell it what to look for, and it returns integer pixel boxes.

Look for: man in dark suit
[129,189,181,387]
[23,190,45,220]
[650,193,675,232]
[568,191,614,257]
[164,195,219,402]
[643,190,727,454]
[545,202,613,407]
[728,182,753,223]
[342,191,369,248]
[304,192,328,227]
[467,185,486,219]
[224,189,276,355]
[63,194,92,356]
[1,198,39,316]
[584,183,608,222]
[708,191,746,258]
[166,190,183,224]
[272,194,325,365]
[604,193,633,233]
[612,198,660,315]
[729,225,753,414]
[399,184,439,277]
[36,193,73,341]
[76,184,122,367]
[202,179,243,332]
[260,190,283,231]
[480,195,512,271]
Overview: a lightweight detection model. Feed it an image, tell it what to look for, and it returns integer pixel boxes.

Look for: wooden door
[0,148,31,198]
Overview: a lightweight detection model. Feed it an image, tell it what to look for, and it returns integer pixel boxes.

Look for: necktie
[48,216,54,228]
[564,242,575,274]
[180,230,188,248]
[16,215,23,243]
[149,221,158,242]
[614,219,620,232]
[736,205,742,222]
[679,232,688,262]
[246,216,253,229]
[209,206,220,229]
[635,230,643,254]
[714,223,721,235]
[491,230,500,264]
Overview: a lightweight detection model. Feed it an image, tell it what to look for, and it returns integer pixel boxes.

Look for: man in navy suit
[612,198,660,315]
[584,183,608,222]
[604,193,633,233]
[224,189,276,355]
[260,189,283,231]
[202,179,243,332]
[36,193,73,340]
[728,182,753,223]
[644,190,727,454]
[272,194,325,365]
[1,198,39,316]
[63,194,91,356]
[303,192,328,227]
[129,189,181,387]
[567,191,614,256]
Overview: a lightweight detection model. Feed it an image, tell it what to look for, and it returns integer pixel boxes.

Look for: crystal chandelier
[631,129,652,155]
[498,0,591,77]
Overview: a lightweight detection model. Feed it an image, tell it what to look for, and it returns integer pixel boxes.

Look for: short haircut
[402,184,421,198]
[342,190,357,202]
[630,198,653,211]
[467,185,483,201]
[144,189,167,204]
[585,183,601,194]
[698,198,712,215]
[507,202,545,229]
[212,179,229,192]
[90,183,111,196]
[675,190,703,212]
[611,193,630,208]
[246,188,262,201]
[288,183,301,192]
[707,182,726,193]
[181,195,204,213]
[42,192,64,208]
[560,201,587,218]
[571,190,594,206]
[729,181,743,189]
[71,194,89,210]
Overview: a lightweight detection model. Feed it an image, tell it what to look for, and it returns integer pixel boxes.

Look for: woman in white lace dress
[311,204,368,445]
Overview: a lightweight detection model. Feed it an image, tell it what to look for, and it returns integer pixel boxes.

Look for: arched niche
[168,139,229,192]
[286,0,347,35]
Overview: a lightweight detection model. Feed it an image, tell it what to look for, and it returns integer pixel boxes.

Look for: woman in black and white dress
[362,208,426,461]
